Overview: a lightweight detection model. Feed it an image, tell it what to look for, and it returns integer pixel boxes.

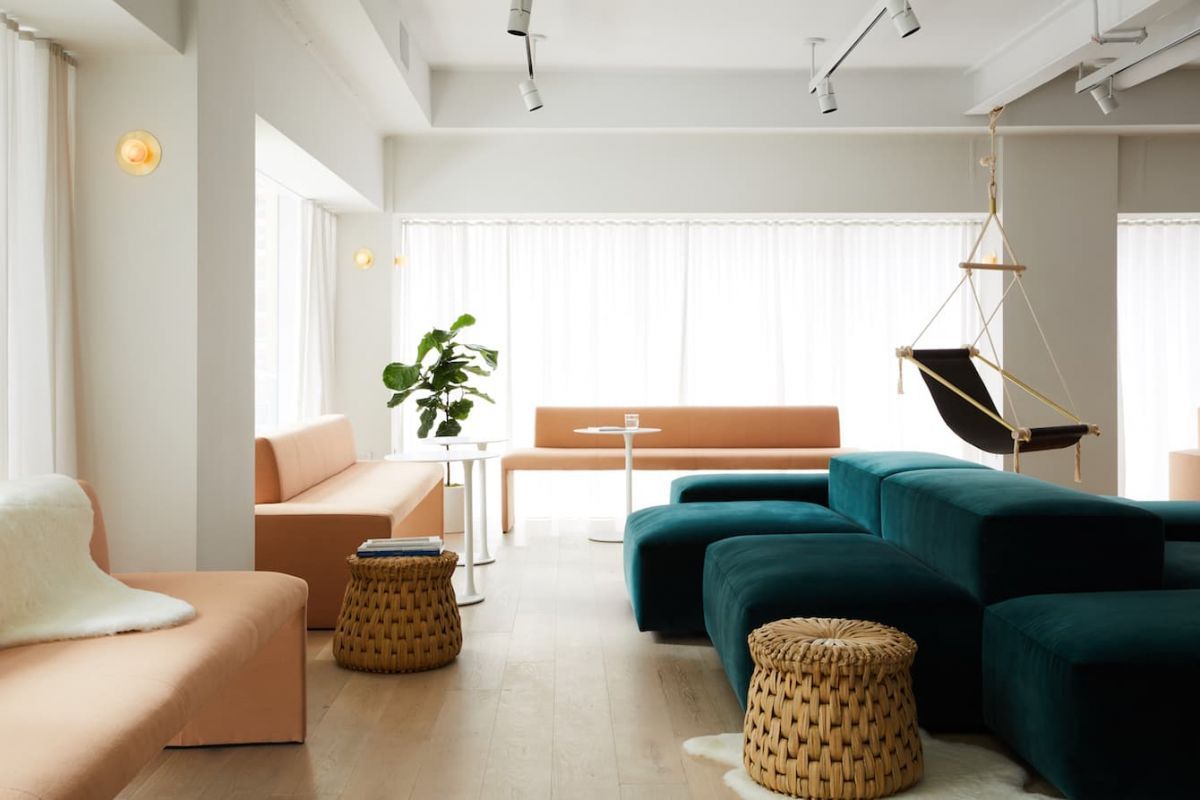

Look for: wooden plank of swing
[960,261,1026,273]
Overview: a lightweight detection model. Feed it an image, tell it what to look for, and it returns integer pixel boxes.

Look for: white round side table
[385,450,500,606]
[572,427,662,543]
[423,436,508,566]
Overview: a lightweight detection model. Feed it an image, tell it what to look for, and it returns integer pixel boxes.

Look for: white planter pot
[443,484,465,534]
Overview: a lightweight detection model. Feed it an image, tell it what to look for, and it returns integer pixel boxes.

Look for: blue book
[357,549,442,558]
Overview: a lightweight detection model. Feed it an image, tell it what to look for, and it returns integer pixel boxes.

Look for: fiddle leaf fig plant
[383,314,499,439]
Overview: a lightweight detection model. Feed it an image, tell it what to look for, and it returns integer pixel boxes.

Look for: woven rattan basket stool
[743,618,923,799]
[332,552,463,673]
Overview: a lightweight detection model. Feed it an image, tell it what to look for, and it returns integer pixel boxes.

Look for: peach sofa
[501,406,850,531]
[0,482,307,800]
[255,414,444,628]
[1169,408,1200,501]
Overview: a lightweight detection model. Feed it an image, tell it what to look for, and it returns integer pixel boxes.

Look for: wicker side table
[743,618,923,799]
[332,552,463,673]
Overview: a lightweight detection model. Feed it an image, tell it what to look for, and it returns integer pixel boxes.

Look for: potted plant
[382,313,499,533]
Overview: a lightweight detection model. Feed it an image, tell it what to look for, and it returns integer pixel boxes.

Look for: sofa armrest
[1113,499,1200,543]
[669,473,830,505]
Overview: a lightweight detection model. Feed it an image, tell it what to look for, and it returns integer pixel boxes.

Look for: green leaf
[449,313,476,332]
[382,362,421,391]
[435,418,463,437]
[417,407,437,438]
[464,387,496,404]
[465,344,499,369]
[415,395,441,409]
[416,329,453,364]
[386,387,419,408]
[463,365,491,377]
[448,398,474,420]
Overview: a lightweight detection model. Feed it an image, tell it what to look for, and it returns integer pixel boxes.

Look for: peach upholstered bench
[254,414,444,628]
[0,482,307,800]
[500,406,850,531]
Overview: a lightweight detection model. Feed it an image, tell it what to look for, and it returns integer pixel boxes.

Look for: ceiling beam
[964,0,1196,115]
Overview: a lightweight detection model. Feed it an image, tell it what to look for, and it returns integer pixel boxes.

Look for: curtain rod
[396,217,983,228]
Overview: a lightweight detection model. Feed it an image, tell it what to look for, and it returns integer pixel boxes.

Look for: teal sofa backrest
[881,468,1165,604]
[1110,499,1200,542]
[828,452,992,535]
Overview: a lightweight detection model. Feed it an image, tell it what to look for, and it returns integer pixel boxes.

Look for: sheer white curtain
[296,201,336,420]
[254,177,336,431]
[0,21,76,479]
[394,218,993,521]
[1118,219,1200,499]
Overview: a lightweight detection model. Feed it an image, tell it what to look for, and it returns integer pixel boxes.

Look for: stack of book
[356,536,444,558]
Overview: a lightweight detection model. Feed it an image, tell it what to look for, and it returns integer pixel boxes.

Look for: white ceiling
[0,0,174,54]
[402,0,1056,71]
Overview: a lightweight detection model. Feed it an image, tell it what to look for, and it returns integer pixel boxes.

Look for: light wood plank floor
[119,518,1062,800]
[118,520,742,800]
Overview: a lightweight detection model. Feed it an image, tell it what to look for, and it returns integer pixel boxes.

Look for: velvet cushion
[1163,541,1200,589]
[983,591,1200,799]
[828,451,990,534]
[880,468,1164,604]
[623,501,862,633]
[1111,499,1200,542]
[702,533,984,732]
[669,473,830,505]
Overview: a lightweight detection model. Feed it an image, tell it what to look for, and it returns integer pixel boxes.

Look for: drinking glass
[625,413,640,430]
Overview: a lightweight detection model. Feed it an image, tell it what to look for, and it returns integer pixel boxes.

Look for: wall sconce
[116,130,161,175]
[353,248,375,270]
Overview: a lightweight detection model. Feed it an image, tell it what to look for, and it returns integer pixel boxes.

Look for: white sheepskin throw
[0,475,195,649]
[684,732,1060,800]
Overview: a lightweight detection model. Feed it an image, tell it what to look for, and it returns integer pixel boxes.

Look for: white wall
[1001,136,1120,495]
[334,213,395,459]
[75,53,200,571]
[195,0,256,570]
[255,0,385,210]
[388,132,992,214]
[1118,136,1200,213]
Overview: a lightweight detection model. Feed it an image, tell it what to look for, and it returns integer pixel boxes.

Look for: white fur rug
[684,732,1059,800]
[0,475,195,649]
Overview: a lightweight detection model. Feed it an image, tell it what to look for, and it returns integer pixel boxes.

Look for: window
[393,218,999,519]
[1118,218,1200,499]
[254,174,303,432]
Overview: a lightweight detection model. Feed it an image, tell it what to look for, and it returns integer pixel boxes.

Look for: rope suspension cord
[965,266,1022,429]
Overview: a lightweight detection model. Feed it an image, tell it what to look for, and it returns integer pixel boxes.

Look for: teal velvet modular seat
[703,533,984,732]
[623,500,862,633]
[829,451,991,534]
[880,468,1165,603]
[983,590,1200,800]
[670,473,830,505]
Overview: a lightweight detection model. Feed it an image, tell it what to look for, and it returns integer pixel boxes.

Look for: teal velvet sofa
[622,451,1200,798]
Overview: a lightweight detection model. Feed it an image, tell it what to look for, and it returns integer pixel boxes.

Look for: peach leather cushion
[503,447,854,471]
[255,460,443,628]
[255,415,358,504]
[0,570,306,800]
[532,406,840,449]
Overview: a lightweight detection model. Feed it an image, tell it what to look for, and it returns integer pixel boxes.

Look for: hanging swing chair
[896,107,1100,480]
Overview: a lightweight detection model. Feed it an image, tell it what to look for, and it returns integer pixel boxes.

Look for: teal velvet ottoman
[1113,499,1200,542]
[829,451,991,534]
[1163,541,1200,589]
[702,533,984,732]
[623,501,862,633]
[880,468,1165,603]
[670,473,830,505]
[983,590,1200,799]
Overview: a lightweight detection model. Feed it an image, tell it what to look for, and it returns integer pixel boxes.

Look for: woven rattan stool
[332,552,463,673]
[743,618,923,799]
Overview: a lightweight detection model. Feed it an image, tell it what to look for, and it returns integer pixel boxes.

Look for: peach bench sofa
[0,482,306,800]
[500,406,850,531]
[1169,408,1200,501]
[255,414,444,628]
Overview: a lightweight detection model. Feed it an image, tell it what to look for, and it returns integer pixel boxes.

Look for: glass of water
[625,413,640,430]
